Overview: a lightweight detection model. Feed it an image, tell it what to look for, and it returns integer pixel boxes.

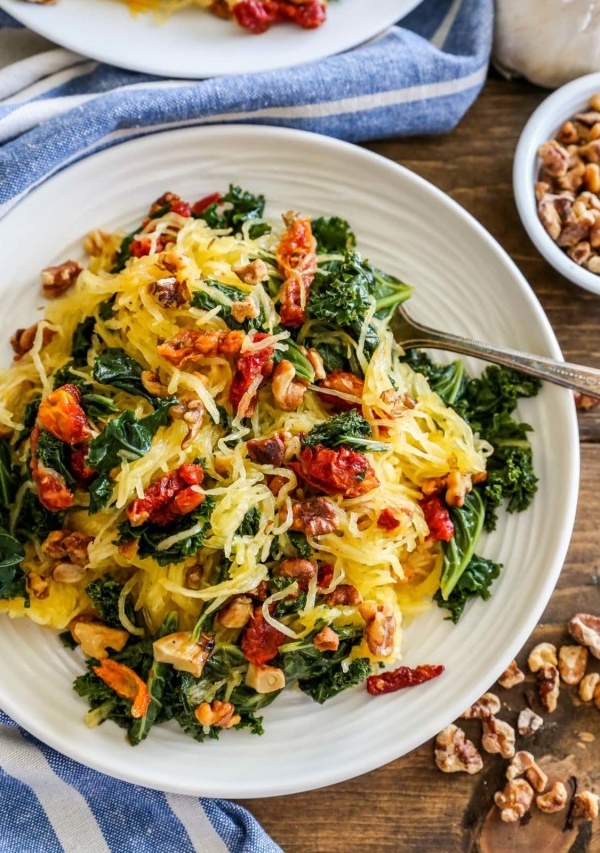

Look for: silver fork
[390,304,600,400]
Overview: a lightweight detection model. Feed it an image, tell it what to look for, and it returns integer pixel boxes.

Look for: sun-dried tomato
[316,563,334,591]
[377,509,400,531]
[276,215,317,327]
[157,328,246,367]
[30,426,74,512]
[241,606,287,665]
[93,659,151,718]
[232,0,278,32]
[230,333,274,417]
[38,384,91,446]
[420,494,454,542]
[129,235,170,258]
[127,463,205,527]
[191,192,222,216]
[70,446,95,482]
[281,0,325,27]
[232,0,325,31]
[366,663,445,696]
[291,444,379,498]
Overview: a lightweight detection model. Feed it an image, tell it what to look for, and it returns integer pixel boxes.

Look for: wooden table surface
[236,74,600,853]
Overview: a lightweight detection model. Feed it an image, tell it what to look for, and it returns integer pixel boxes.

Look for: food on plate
[0,186,539,743]
[122,0,327,33]
[536,93,600,275]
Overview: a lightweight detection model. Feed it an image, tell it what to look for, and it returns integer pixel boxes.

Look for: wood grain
[236,76,600,852]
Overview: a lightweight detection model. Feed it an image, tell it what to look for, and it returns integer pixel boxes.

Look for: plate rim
[0,123,581,797]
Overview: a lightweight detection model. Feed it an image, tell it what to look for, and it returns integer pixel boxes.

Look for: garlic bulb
[493,0,600,88]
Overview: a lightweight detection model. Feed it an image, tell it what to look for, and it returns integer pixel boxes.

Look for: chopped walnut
[568,613,600,658]
[313,626,339,652]
[152,275,190,308]
[498,659,525,689]
[358,601,396,658]
[26,572,49,600]
[536,782,568,813]
[481,716,516,759]
[539,140,570,177]
[70,619,129,659]
[527,642,557,673]
[83,228,111,256]
[324,583,362,607]
[558,644,589,685]
[41,260,82,298]
[572,791,600,820]
[217,595,253,629]
[306,348,326,381]
[278,558,316,587]
[42,529,92,567]
[518,707,544,737]
[434,724,483,774]
[51,562,86,584]
[579,672,600,702]
[290,496,341,537]
[169,397,204,450]
[195,699,241,729]
[460,692,501,719]
[152,632,214,678]
[232,259,269,285]
[231,296,260,323]
[494,779,535,823]
[247,434,286,467]
[271,359,306,411]
[141,370,171,398]
[506,751,548,792]
[537,663,560,712]
[10,323,55,360]
[574,391,600,410]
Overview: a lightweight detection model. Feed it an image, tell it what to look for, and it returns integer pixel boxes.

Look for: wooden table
[237,73,600,853]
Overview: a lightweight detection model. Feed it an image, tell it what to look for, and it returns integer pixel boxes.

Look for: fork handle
[402,325,600,400]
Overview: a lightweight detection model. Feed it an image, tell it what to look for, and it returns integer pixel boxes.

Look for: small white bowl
[513,71,600,296]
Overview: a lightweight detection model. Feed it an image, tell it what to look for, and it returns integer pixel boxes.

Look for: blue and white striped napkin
[0,2,493,850]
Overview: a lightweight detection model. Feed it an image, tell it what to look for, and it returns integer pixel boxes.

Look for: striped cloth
[0,2,493,851]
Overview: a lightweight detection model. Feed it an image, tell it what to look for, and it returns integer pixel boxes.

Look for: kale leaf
[197,185,266,232]
[401,350,468,406]
[116,496,215,565]
[71,316,97,366]
[287,531,312,559]
[92,348,163,405]
[0,529,27,603]
[276,339,314,383]
[434,554,502,624]
[35,429,74,486]
[439,489,485,601]
[236,506,261,537]
[311,216,356,254]
[86,403,171,474]
[85,576,131,628]
[302,409,388,452]
[301,657,372,704]
[14,489,62,542]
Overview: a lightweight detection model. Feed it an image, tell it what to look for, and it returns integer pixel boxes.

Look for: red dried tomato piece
[377,509,400,531]
[70,445,95,482]
[30,426,74,512]
[127,463,205,527]
[191,193,222,216]
[420,494,454,542]
[232,0,279,32]
[276,215,317,328]
[241,606,287,665]
[366,664,445,696]
[318,372,364,412]
[93,659,151,718]
[230,333,274,417]
[291,444,379,498]
[37,384,91,446]
[278,0,325,28]
[316,562,334,590]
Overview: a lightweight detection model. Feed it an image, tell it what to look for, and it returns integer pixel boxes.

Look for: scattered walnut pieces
[459,691,501,719]
[498,659,525,689]
[434,724,483,774]
[568,613,600,659]
[578,671,600,702]
[506,751,547,792]
[536,781,568,814]
[536,94,600,275]
[481,717,516,759]
[537,664,560,713]
[527,642,558,673]
[516,706,543,738]
[572,790,600,821]
[494,778,534,823]
[558,644,589,685]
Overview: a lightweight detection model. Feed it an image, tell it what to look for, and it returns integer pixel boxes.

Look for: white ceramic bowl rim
[513,71,600,295]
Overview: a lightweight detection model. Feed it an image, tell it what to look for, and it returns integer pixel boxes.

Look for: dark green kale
[401,350,468,406]
[35,429,74,486]
[235,506,261,537]
[301,657,372,704]
[439,490,485,602]
[434,554,502,624]
[116,496,215,565]
[14,489,62,542]
[276,339,314,383]
[21,396,41,438]
[287,531,312,559]
[197,185,266,233]
[71,316,97,366]
[308,339,350,374]
[85,576,133,628]
[0,529,27,603]
[307,250,413,360]
[92,348,167,405]
[302,409,388,453]
[190,282,264,332]
[129,611,179,745]
[311,216,356,254]
[111,233,136,274]
[86,402,171,475]
[0,441,16,528]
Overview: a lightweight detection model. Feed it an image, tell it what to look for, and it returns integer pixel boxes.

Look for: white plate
[0,0,420,78]
[0,125,579,798]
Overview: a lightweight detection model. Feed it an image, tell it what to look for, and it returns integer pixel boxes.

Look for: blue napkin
[0,2,493,850]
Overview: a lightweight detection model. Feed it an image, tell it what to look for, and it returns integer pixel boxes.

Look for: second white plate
[0,0,421,78]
